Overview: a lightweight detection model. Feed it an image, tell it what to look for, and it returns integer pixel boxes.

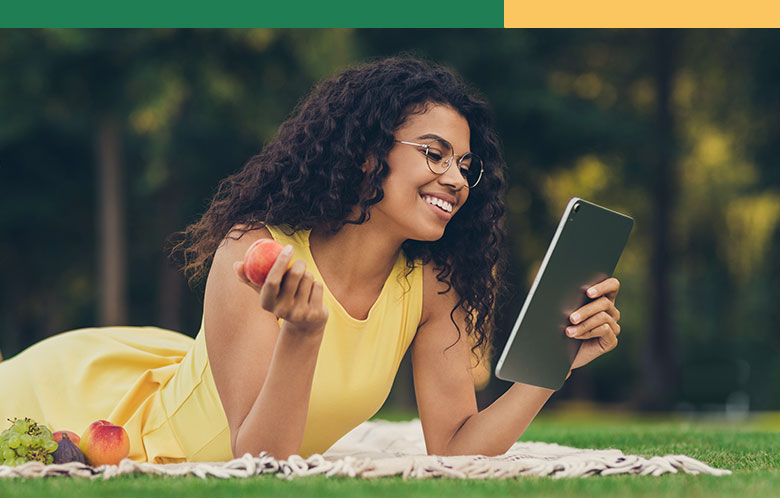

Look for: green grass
[1,408,778,498]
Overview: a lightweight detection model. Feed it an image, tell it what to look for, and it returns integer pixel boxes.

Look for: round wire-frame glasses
[394,138,484,188]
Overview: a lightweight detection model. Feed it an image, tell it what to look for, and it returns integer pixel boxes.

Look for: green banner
[1,0,504,28]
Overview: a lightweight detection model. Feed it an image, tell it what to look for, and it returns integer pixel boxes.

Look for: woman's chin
[410,224,447,242]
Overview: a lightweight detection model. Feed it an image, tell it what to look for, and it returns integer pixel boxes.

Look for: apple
[243,239,288,286]
[79,420,130,467]
[53,430,81,446]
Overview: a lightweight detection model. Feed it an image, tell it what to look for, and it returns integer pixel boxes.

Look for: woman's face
[374,103,471,241]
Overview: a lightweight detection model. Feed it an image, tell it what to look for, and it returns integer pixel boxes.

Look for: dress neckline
[304,229,400,326]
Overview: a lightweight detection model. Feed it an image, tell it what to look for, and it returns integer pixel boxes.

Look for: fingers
[570,296,620,323]
[260,256,328,326]
[233,261,248,284]
[266,244,295,285]
[295,270,315,301]
[309,280,324,307]
[310,281,328,322]
[235,242,328,329]
[586,277,621,301]
[265,259,306,315]
[234,261,261,291]
[566,310,620,339]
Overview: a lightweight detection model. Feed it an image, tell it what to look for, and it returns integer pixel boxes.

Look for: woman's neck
[309,219,403,293]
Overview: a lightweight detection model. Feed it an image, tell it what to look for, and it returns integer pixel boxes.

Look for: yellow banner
[505,0,780,27]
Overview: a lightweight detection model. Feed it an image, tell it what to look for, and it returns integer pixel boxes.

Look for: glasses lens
[424,139,454,173]
[459,154,483,188]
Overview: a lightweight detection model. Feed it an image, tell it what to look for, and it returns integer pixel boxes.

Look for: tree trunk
[96,115,127,326]
[642,29,681,409]
[157,161,184,332]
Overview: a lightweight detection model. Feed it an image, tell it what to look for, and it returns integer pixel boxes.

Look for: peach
[79,420,130,467]
[53,430,81,446]
[243,239,288,286]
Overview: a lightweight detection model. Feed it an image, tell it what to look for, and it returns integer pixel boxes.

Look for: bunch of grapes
[0,417,58,466]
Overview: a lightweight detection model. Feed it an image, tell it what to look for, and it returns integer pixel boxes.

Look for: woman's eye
[427,151,443,162]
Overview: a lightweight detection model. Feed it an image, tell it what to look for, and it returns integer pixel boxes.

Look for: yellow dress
[0,225,423,463]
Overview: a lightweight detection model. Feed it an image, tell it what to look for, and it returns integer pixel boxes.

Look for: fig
[52,433,86,464]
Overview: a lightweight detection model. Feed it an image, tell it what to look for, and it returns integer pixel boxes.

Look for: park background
[1,28,778,415]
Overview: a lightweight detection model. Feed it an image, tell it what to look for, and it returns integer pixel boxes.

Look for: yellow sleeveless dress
[0,225,423,463]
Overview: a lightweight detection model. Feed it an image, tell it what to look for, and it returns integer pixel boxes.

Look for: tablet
[494,197,634,390]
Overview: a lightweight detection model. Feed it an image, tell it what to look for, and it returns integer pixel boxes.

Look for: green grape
[1,417,62,465]
[7,435,20,449]
[13,419,29,434]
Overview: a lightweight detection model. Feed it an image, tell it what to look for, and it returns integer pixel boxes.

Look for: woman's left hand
[566,277,622,371]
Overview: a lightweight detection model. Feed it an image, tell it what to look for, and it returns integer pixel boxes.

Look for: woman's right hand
[233,244,329,333]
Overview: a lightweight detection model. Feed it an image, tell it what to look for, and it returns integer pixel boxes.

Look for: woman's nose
[438,161,468,189]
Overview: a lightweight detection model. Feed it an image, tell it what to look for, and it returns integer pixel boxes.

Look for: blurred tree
[642,29,681,410]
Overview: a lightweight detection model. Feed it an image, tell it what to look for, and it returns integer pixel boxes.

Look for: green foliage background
[1,29,778,411]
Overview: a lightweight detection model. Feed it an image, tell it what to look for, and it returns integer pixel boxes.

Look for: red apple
[53,430,81,446]
[243,239,288,286]
[79,420,130,467]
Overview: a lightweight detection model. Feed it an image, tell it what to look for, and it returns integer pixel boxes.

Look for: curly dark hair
[169,56,509,364]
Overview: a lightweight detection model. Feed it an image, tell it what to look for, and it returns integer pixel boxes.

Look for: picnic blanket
[0,418,731,480]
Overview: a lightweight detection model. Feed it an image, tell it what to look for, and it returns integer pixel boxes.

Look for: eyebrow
[414,133,471,155]
[414,133,446,142]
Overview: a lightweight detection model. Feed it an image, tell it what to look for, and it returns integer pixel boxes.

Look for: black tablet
[494,197,634,390]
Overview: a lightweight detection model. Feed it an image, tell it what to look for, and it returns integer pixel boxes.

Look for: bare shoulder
[419,259,462,330]
[205,222,276,330]
[206,222,275,325]
[212,223,273,266]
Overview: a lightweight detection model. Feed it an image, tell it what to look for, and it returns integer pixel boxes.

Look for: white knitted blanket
[0,418,731,480]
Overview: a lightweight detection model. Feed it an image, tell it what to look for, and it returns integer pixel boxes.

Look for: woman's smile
[420,194,454,221]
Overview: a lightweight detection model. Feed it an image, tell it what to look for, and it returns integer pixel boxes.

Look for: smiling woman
[0,56,622,465]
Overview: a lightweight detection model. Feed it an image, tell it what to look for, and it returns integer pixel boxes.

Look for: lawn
[1,407,778,498]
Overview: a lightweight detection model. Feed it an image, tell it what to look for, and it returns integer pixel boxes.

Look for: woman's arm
[204,226,327,460]
[412,263,617,456]
[412,261,549,456]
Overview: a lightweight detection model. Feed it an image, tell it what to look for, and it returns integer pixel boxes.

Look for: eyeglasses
[394,138,484,188]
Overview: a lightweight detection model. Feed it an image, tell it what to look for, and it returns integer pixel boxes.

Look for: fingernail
[587,288,596,297]
[571,313,580,323]
[566,327,576,336]
[282,245,292,255]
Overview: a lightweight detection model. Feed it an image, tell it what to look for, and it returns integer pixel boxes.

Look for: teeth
[422,195,453,213]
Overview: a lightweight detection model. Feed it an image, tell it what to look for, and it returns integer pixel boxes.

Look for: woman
[0,57,622,463]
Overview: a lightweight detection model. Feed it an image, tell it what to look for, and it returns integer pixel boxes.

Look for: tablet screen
[494,197,634,390]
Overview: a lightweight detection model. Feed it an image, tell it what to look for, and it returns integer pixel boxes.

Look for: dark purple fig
[52,433,86,464]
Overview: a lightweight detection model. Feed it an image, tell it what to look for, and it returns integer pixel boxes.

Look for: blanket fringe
[0,419,731,480]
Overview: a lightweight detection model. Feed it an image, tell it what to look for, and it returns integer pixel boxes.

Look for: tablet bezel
[494,197,634,390]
